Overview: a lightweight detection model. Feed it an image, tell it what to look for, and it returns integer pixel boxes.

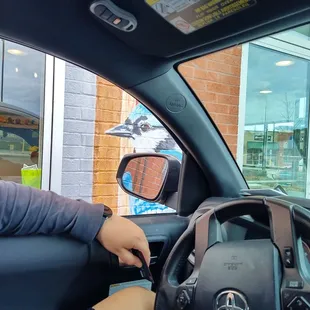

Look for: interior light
[275,60,294,67]
[260,90,272,94]
[15,67,19,73]
[34,72,38,78]
[7,49,25,56]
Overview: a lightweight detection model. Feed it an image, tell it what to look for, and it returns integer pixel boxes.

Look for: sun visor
[145,0,257,34]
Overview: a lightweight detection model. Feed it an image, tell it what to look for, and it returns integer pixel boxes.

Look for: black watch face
[104,205,113,217]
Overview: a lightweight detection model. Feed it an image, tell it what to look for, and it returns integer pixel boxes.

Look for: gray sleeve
[0,181,105,243]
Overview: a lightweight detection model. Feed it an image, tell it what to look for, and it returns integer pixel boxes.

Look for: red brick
[207,61,230,74]
[219,74,240,86]
[196,90,217,102]
[93,183,117,196]
[192,57,208,69]
[231,47,242,56]
[221,54,240,66]
[194,69,218,82]
[207,82,230,94]
[94,172,116,184]
[205,52,223,62]
[187,78,205,90]
[229,144,237,156]
[97,98,122,111]
[217,94,239,105]
[94,159,120,171]
[230,65,241,76]
[215,114,238,125]
[229,105,239,115]
[223,134,237,145]
[217,124,228,134]
[178,65,195,78]
[230,86,240,96]
[227,125,238,135]
[223,46,241,57]
[214,104,229,114]
[97,77,113,86]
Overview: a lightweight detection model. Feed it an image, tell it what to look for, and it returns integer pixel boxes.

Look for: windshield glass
[179,23,310,197]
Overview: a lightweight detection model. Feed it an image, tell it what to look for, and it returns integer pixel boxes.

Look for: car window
[93,78,181,215]
[0,39,181,216]
[179,23,310,198]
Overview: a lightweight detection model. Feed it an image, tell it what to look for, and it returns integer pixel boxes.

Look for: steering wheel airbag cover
[195,239,281,310]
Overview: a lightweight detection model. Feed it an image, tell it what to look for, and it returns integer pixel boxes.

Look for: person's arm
[0,181,104,243]
[0,181,151,268]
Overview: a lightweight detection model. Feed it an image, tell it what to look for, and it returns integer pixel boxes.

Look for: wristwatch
[103,204,113,219]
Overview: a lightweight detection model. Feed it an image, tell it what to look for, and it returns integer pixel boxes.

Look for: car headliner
[0,0,309,90]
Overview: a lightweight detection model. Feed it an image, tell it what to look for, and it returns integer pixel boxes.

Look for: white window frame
[49,58,65,194]
[41,56,65,193]
[40,55,54,190]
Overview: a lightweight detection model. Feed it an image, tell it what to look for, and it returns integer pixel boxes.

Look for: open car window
[179,23,310,198]
[0,38,181,216]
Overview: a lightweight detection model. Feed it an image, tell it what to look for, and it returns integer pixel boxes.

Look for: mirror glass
[122,156,168,200]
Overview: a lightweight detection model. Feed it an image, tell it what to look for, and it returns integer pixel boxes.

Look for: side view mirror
[116,153,181,203]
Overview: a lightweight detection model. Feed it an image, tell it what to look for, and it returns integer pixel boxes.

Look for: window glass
[243,44,309,196]
[61,66,182,215]
[93,81,182,215]
[179,23,310,197]
[0,41,45,186]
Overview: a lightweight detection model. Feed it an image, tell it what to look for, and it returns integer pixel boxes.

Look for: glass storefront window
[179,22,310,199]
[0,40,45,186]
[243,44,310,197]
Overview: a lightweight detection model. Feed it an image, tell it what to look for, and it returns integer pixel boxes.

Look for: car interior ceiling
[0,0,308,88]
[1,1,310,310]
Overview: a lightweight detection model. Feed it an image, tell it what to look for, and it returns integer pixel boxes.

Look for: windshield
[179,23,310,197]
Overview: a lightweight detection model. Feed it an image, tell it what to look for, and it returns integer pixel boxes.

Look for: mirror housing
[116,153,181,204]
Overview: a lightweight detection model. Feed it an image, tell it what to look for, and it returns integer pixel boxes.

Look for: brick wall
[61,63,97,203]
[125,156,166,199]
[93,77,123,212]
[179,46,242,157]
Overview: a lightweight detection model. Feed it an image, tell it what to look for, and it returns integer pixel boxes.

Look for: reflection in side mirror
[122,156,168,200]
[117,153,181,203]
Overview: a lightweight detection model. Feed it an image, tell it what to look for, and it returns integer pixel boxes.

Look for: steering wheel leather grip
[155,197,310,310]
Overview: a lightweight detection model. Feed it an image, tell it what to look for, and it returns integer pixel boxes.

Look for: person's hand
[96,215,150,268]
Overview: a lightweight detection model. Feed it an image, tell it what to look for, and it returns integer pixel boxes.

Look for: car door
[0,44,191,310]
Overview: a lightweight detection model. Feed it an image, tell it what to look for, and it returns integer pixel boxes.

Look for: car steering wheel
[155,197,310,310]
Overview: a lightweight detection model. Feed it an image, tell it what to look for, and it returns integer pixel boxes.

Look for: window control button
[101,9,113,20]
[113,18,122,25]
[117,19,130,28]
[108,14,118,23]
[94,5,106,16]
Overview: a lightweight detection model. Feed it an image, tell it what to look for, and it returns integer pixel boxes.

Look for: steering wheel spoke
[194,209,223,272]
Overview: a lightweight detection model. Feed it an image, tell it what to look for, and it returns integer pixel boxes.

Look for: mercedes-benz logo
[215,290,249,310]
